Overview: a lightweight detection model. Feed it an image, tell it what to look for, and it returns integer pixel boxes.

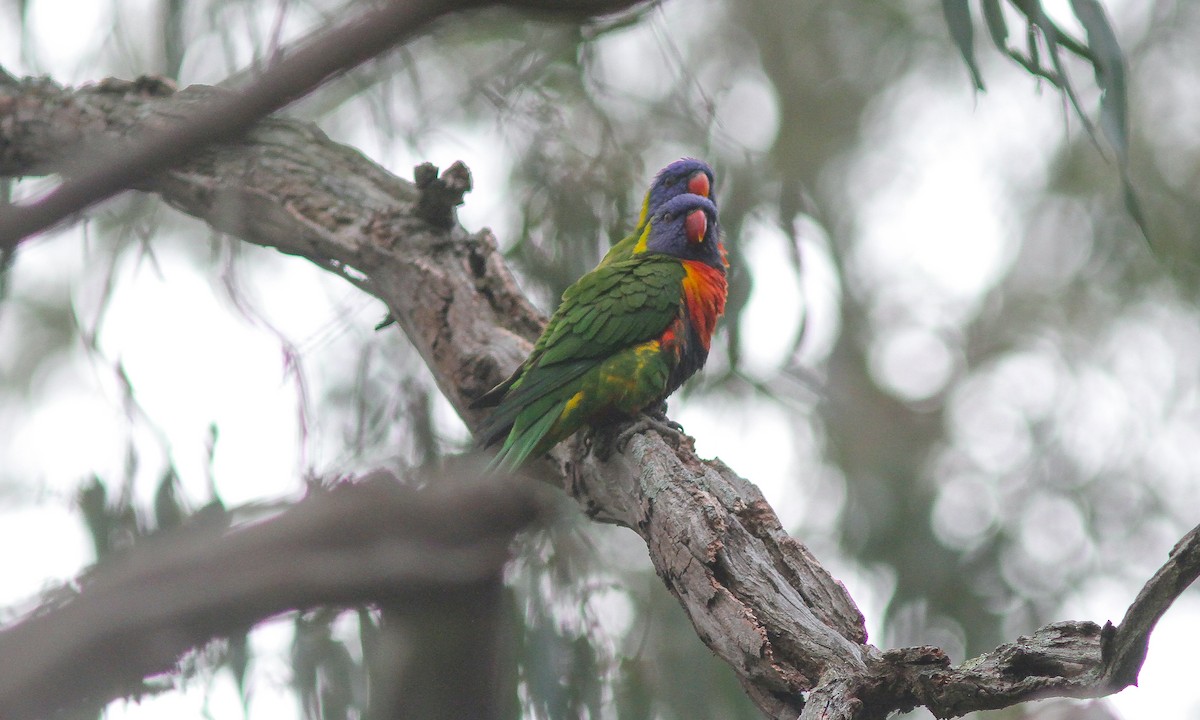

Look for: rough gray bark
[1,73,1198,720]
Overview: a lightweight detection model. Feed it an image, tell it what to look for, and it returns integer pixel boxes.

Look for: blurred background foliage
[1,0,1198,718]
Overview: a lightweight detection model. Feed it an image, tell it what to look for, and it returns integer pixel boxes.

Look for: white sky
[0,1,1196,719]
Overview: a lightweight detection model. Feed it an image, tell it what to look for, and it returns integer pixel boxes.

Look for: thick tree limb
[0,472,543,720]
[1,76,1197,719]
[0,0,649,247]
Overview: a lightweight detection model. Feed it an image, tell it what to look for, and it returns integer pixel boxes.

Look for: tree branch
[854,524,1200,718]
[1100,523,1200,688]
[1,75,1196,719]
[0,0,650,247]
[0,71,866,719]
[0,471,544,720]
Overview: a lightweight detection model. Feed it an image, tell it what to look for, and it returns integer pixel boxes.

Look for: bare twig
[854,525,1200,718]
[1100,523,1200,688]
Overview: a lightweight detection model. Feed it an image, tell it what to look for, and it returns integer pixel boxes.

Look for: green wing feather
[473,358,593,446]
[469,252,667,411]
[536,260,680,364]
[474,256,686,468]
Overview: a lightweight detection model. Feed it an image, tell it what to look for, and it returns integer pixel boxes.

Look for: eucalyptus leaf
[942,0,986,90]
[981,0,1010,52]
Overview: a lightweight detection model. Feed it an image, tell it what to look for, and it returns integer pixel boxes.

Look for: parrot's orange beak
[685,209,707,244]
[688,172,710,198]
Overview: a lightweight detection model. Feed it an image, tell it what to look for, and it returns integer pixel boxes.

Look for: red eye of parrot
[685,209,707,244]
[688,172,710,198]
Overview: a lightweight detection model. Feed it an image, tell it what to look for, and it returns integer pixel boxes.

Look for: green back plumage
[474,255,687,469]
[534,257,681,363]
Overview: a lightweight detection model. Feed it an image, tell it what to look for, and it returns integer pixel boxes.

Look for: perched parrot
[597,157,715,269]
[473,192,728,471]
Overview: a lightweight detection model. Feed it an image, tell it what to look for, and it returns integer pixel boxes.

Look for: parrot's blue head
[643,194,724,271]
[638,158,715,232]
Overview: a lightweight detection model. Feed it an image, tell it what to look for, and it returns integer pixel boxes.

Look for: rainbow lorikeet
[597,157,714,269]
[473,192,728,471]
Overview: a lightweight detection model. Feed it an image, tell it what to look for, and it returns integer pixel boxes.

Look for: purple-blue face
[644,193,723,270]
[644,158,715,224]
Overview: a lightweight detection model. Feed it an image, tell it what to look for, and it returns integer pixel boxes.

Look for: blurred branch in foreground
[0,469,544,720]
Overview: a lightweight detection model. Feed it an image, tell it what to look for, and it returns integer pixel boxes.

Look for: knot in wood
[414,160,473,230]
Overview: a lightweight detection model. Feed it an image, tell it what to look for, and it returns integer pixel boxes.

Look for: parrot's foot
[615,411,690,453]
[590,407,692,461]
[643,401,683,432]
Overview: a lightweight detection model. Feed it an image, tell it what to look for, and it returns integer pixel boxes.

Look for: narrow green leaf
[77,476,111,559]
[942,0,986,90]
[226,631,251,712]
[1070,0,1127,159]
[1120,168,1150,240]
[1070,0,1149,239]
[204,422,221,502]
[154,467,185,531]
[1026,4,1102,143]
[981,0,1010,52]
[1026,13,1040,69]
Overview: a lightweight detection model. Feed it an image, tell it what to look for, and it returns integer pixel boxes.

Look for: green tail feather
[488,397,566,473]
[474,360,593,449]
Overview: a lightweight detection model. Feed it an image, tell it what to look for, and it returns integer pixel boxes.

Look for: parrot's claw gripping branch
[613,412,690,453]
